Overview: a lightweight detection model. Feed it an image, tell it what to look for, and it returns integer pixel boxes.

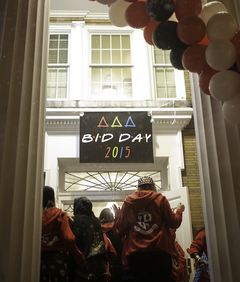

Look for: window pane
[112,50,121,64]
[91,83,101,95]
[49,35,58,49]
[58,69,68,82]
[157,86,167,98]
[59,35,68,49]
[102,68,111,83]
[102,50,111,64]
[47,86,57,99]
[112,68,121,82]
[123,80,132,97]
[59,50,68,63]
[48,69,57,82]
[102,35,110,49]
[154,48,164,64]
[92,35,100,49]
[112,35,120,49]
[122,50,131,64]
[92,50,100,64]
[58,86,67,99]
[122,67,132,80]
[49,50,58,63]
[163,50,171,64]
[92,67,101,82]
[155,68,165,81]
[122,35,130,49]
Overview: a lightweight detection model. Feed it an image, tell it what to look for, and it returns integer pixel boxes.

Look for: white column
[0,0,49,281]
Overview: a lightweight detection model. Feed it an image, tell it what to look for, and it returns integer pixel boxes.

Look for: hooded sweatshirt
[114,190,183,259]
[41,206,86,266]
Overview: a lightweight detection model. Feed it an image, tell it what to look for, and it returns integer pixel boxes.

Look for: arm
[113,203,131,238]
[58,213,86,266]
[103,233,117,262]
[189,230,207,270]
[160,197,183,229]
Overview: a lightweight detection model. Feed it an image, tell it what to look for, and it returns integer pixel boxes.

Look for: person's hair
[137,183,157,192]
[99,208,114,223]
[43,186,55,211]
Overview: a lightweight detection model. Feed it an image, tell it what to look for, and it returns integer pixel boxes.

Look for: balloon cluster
[91,0,240,124]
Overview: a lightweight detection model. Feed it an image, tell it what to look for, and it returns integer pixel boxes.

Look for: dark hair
[43,186,55,210]
[99,208,114,223]
[137,183,156,192]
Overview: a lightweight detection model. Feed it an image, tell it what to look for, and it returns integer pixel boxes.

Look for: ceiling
[50,0,109,14]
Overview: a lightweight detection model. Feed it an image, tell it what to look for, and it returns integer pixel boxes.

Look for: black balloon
[146,0,175,22]
[170,43,189,70]
[152,21,182,50]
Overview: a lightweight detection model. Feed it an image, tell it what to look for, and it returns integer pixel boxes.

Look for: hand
[111,204,120,219]
[66,211,75,225]
[177,202,185,212]
[197,258,207,270]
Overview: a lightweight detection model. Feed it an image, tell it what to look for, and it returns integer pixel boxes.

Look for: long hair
[99,208,114,223]
[42,186,55,211]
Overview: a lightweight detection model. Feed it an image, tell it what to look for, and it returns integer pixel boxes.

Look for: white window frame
[151,46,186,100]
[47,24,72,101]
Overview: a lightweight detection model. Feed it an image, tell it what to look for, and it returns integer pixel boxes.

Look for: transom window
[153,47,177,99]
[64,171,162,192]
[47,34,69,99]
[90,34,133,99]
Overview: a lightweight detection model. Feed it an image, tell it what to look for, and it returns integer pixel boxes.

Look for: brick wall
[182,71,205,239]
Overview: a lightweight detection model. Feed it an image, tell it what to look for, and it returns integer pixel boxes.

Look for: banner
[80,111,153,163]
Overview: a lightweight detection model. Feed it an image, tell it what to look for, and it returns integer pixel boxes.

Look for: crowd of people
[41,176,209,282]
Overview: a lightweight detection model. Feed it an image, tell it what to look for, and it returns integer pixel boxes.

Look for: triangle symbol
[97,116,109,127]
[111,116,122,127]
[124,116,136,127]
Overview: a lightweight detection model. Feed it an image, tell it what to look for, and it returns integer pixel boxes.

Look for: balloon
[146,0,175,22]
[200,1,227,25]
[199,68,219,95]
[97,0,117,4]
[231,29,240,53]
[152,21,182,50]
[109,0,131,27]
[144,20,161,45]
[177,15,206,45]
[125,2,151,29]
[209,70,240,101]
[182,44,209,73]
[198,33,210,46]
[237,51,240,72]
[170,43,189,70]
[207,12,237,42]
[222,94,240,124]
[175,0,202,21]
[205,39,237,71]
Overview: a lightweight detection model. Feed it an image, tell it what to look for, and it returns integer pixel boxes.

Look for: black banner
[80,112,153,163]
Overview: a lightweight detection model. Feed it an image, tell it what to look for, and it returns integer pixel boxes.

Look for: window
[153,47,177,99]
[47,34,69,99]
[90,34,133,99]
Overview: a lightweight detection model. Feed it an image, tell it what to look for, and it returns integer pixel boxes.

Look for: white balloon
[207,12,237,41]
[209,70,240,101]
[200,1,227,25]
[109,0,131,27]
[222,94,240,124]
[205,39,237,71]
[97,0,117,4]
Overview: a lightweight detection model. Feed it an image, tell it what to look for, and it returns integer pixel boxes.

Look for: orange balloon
[199,67,219,95]
[199,33,210,46]
[231,29,240,53]
[144,20,161,45]
[125,2,151,28]
[175,0,202,21]
[182,44,209,73]
[177,15,206,45]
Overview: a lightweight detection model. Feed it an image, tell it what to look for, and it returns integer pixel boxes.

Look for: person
[189,228,210,282]
[170,229,185,282]
[99,208,119,281]
[112,176,185,282]
[41,186,86,282]
[70,196,108,282]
